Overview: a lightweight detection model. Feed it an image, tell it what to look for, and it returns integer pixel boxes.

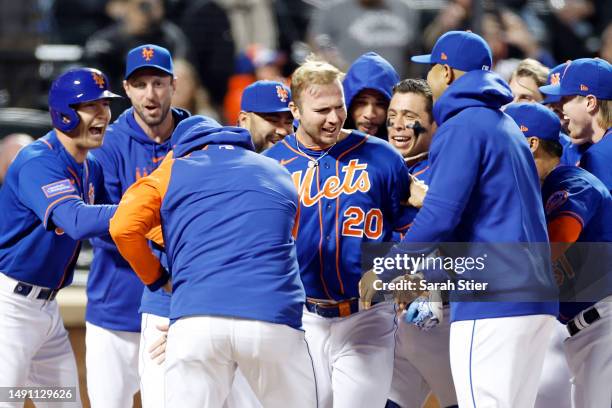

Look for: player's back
[160,118,305,328]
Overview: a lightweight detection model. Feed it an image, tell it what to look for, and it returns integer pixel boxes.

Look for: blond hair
[290,56,344,107]
[511,58,549,87]
[597,99,612,129]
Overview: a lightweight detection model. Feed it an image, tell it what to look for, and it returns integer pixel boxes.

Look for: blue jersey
[542,165,612,322]
[0,131,113,288]
[559,132,588,166]
[87,107,189,331]
[579,128,612,192]
[264,131,411,300]
[392,159,430,242]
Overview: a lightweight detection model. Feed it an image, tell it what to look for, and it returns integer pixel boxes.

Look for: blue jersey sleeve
[18,157,83,228]
[91,143,122,203]
[544,175,599,228]
[50,200,116,241]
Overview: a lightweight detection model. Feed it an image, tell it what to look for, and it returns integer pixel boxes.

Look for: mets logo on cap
[276,85,289,102]
[550,73,561,86]
[142,47,155,62]
[92,72,106,89]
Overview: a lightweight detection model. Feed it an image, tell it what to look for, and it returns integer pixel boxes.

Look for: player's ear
[289,101,301,122]
[237,111,249,127]
[443,65,454,85]
[585,95,598,115]
[527,136,539,153]
[123,80,130,96]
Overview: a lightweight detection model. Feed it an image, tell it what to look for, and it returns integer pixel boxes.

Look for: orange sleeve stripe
[547,215,582,243]
[43,194,82,227]
[110,157,174,285]
[394,222,413,232]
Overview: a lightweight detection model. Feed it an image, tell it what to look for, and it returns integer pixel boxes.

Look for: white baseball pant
[164,315,316,408]
[140,312,264,408]
[534,320,571,408]
[450,314,554,408]
[389,307,457,408]
[85,322,139,408]
[0,273,82,408]
[563,296,612,408]
[303,301,396,408]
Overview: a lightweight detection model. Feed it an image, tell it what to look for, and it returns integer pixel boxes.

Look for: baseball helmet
[48,68,121,133]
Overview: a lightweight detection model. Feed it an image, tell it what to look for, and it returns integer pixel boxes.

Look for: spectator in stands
[308,0,420,77]
[0,133,33,185]
[601,22,612,63]
[215,0,279,54]
[179,0,235,109]
[224,44,288,125]
[84,0,191,111]
[171,59,220,121]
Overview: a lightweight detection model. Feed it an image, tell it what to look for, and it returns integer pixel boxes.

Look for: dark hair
[346,88,389,140]
[539,139,563,158]
[392,79,433,116]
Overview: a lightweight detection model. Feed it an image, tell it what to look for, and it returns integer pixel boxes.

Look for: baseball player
[540,57,612,191]
[84,44,189,408]
[505,102,612,408]
[0,68,120,407]
[367,31,558,407]
[343,52,399,140]
[263,58,413,408]
[508,58,549,104]
[86,44,259,408]
[110,115,317,408]
[539,62,589,167]
[238,80,293,152]
[384,79,457,408]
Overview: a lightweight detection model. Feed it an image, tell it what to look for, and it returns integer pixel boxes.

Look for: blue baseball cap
[240,80,291,113]
[411,31,493,72]
[505,102,561,142]
[125,44,174,79]
[540,62,568,104]
[539,58,612,100]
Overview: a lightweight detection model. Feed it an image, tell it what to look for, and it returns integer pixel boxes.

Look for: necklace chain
[295,136,337,168]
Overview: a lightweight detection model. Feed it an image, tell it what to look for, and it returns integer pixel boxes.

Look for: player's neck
[591,120,607,144]
[134,111,175,144]
[404,152,428,167]
[55,130,87,164]
[538,156,560,185]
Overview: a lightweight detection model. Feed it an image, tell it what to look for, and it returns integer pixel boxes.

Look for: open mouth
[89,125,105,136]
[322,126,337,135]
[144,104,160,115]
[390,134,414,148]
[359,123,377,134]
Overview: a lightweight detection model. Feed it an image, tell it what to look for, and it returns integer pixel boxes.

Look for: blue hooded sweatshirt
[396,70,558,322]
[158,117,305,327]
[87,107,190,331]
[343,52,400,140]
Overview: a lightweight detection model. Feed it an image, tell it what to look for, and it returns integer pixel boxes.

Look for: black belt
[306,298,362,318]
[567,307,601,337]
[13,282,58,301]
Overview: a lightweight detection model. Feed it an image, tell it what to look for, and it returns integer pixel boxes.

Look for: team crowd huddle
[0,28,610,408]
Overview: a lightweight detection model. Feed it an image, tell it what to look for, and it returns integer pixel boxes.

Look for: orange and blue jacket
[110,116,306,328]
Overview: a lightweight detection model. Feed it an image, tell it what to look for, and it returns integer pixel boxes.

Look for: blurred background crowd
[0,0,610,134]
